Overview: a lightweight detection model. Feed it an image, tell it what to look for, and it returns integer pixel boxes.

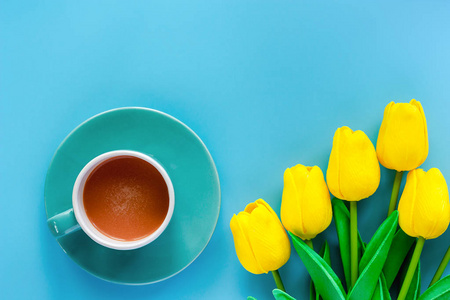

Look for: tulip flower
[397,168,450,300]
[326,126,380,288]
[377,100,428,172]
[376,100,428,216]
[281,164,332,241]
[230,199,291,291]
[327,126,380,202]
[281,164,331,299]
[398,168,450,239]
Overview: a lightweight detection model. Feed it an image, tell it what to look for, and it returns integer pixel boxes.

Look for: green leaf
[360,236,391,300]
[247,297,257,300]
[273,289,297,300]
[383,228,416,289]
[310,282,318,300]
[320,241,332,266]
[371,274,392,300]
[310,276,319,300]
[310,241,332,300]
[332,198,352,290]
[418,275,450,300]
[331,199,393,300]
[347,211,398,300]
[332,198,364,291]
[290,233,346,300]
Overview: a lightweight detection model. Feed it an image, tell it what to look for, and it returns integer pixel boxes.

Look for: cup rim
[72,150,175,250]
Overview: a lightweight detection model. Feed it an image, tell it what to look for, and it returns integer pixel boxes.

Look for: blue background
[1,1,450,299]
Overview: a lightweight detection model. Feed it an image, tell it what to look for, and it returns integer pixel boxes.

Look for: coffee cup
[47,150,175,250]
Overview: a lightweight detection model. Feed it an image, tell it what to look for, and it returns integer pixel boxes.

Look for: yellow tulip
[398,168,450,239]
[326,126,380,201]
[376,100,428,171]
[230,199,291,274]
[281,164,332,240]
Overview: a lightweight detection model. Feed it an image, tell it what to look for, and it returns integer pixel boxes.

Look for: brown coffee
[83,156,169,241]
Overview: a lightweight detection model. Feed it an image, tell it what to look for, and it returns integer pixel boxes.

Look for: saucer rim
[44,107,221,285]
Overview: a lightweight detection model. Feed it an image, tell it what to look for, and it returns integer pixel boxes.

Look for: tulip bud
[398,168,450,239]
[230,199,291,274]
[327,126,380,201]
[376,100,428,171]
[281,165,332,240]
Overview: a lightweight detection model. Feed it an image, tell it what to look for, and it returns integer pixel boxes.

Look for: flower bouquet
[230,100,450,300]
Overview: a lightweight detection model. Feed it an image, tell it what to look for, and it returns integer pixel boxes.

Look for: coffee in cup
[48,150,175,250]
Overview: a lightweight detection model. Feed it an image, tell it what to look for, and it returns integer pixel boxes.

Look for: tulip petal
[281,167,306,236]
[256,199,292,242]
[255,199,284,228]
[339,129,380,201]
[301,166,332,240]
[410,99,429,166]
[399,169,422,238]
[415,168,450,239]
[230,213,265,274]
[245,202,258,213]
[376,102,394,168]
[327,128,345,199]
[248,204,291,272]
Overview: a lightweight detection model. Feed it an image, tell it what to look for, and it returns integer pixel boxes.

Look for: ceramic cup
[47,150,175,250]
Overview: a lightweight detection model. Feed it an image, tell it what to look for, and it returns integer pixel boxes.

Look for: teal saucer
[44,107,221,284]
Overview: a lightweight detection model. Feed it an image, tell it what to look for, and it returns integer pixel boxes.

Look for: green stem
[271,269,286,292]
[430,245,450,287]
[398,237,426,300]
[350,201,358,288]
[388,171,403,217]
[306,239,320,300]
[306,239,314,250]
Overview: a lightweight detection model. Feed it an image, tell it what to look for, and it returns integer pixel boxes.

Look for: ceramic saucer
[44,107,221,284]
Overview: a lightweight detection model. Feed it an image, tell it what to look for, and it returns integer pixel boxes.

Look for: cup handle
[47,209,80,238]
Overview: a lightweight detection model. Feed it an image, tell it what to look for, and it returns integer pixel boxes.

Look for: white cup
[48,150,175,250]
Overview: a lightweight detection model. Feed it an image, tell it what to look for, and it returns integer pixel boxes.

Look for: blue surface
[1,1,450,299]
